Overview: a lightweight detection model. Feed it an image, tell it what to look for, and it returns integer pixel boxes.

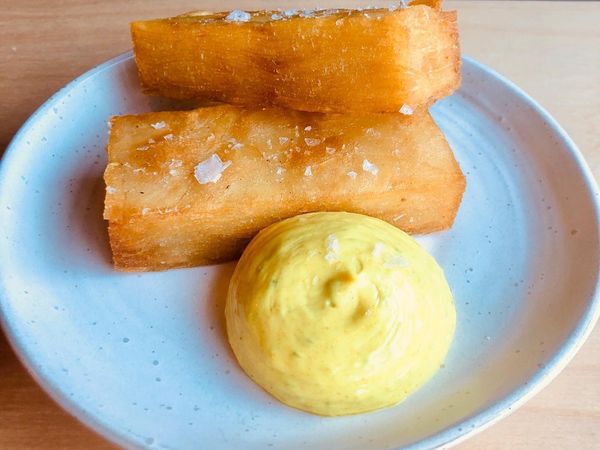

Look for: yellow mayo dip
[225,212,456,416]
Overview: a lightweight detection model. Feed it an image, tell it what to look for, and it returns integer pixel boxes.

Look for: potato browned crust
[130,5,460,113]
[103,105,465,271]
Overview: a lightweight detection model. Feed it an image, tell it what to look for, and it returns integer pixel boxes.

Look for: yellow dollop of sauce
[226,212,456,416]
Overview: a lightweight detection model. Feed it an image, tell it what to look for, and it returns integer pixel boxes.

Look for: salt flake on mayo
[372,242,385,258]
[325,233,340,262]
[384,254,410,268]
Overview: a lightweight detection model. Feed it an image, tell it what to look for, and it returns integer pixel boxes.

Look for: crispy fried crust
[104,105,465,271]
[130,5,460,113]
[410,0,443,9]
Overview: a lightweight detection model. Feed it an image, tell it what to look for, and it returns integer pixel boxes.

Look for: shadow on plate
[202,261,238,362]
[54,168,114,274]
[147,96,222,113]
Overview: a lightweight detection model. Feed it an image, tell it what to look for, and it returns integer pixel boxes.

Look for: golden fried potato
[130,4,459,113]
[410,0,443,8]
[104,105,465,271]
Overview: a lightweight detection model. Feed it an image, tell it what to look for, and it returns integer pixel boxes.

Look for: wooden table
[1,1,598,448]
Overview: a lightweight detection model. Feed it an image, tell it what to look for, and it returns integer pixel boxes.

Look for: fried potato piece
[130,4,460,113]
[104,105,465,271]
[410,0,443,8]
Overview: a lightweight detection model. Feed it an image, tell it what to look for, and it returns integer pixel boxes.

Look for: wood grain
[0,1,599,448]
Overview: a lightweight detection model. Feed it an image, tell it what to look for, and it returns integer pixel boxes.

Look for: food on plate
[130,4,460,113]
[226,212,456,416]
[103,105,465,271]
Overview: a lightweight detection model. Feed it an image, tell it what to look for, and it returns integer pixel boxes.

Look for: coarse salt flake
[141,207,150,215]
[325,234,340,262]
[207,133,215,142]
[304,166,312,177]
[194,154,231,184]
[225,10,251,22]
[372,242,385,258]
[347,171,357,179]
[106,186,117,194]
[304,125,312,131]
[137,145,149,151]
[326,147,336,155]
[389,1,407,11]
[362,159,379,175]
[151,121,167,130]
[325,253,337,263]
[279,136,289,145]
[148,138,155,144]
[304,137,321,147]
[384,255,409,268]
[399,104,413,115]
[275,166,285,176]
[283,9,297,16]
[327,234,340,252]
[164,134,174,141]
[271,13,282,20]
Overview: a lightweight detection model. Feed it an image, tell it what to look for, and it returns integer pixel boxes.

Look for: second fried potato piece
[104,105,465,271]
[131,5,459,113]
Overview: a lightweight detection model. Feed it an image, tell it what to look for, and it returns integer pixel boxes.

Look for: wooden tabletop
[1,1,599,448]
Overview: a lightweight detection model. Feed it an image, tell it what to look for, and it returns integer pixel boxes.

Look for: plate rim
[0,52,599,450]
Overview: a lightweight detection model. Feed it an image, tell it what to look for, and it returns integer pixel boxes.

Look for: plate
[0,53,599,450]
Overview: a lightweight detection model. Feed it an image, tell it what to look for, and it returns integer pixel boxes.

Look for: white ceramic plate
[0,53,599,450]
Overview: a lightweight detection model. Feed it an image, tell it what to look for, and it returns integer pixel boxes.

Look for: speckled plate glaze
[0,53,599,450]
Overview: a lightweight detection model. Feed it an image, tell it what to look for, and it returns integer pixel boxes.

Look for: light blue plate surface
[0,53,599,449]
